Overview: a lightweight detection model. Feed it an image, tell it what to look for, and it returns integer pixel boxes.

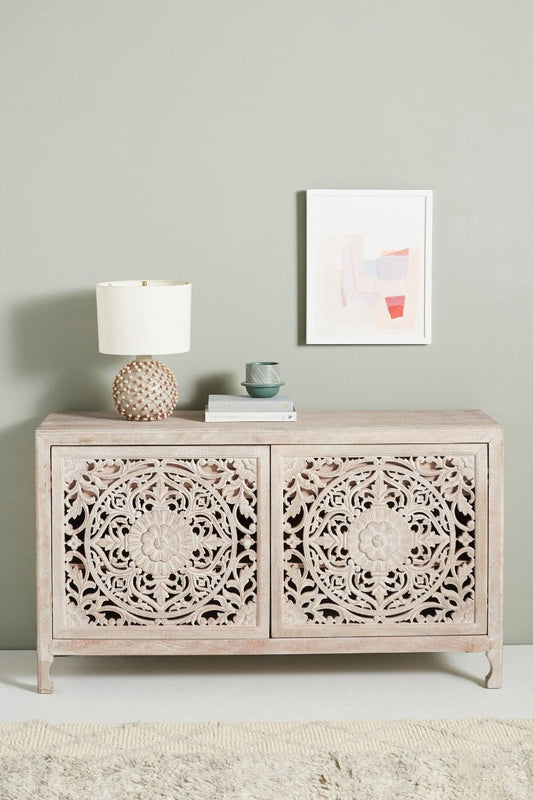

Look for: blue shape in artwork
[363,259,379,277]
[363,255,409,279]
[377,255,409,280]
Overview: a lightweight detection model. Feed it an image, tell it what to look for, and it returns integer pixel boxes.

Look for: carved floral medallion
[61,456,259,629]
[127,509,194,578]
[347,506,414,573]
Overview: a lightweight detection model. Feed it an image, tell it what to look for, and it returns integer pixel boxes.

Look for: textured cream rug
[1,719,532,799]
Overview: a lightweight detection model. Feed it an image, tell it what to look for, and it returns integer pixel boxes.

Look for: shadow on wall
[0,419,40,648]
[296,190,307,346]
[187,372,235,410]
[0,291,110,647]
[1,293,246,646]
[13,291,239,412]
[11,290,109,412]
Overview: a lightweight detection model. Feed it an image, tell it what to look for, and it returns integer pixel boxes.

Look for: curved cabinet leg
[485,646,502,689]
[37,652,54,694]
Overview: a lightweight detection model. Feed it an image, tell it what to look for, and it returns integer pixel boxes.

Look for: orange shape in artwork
[382,248,409,257]
[385,295,405,319]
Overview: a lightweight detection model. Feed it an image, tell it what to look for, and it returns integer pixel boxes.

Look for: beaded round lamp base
[112,360,178,421]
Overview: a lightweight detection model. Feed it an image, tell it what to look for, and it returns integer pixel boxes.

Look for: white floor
[1,647,532,723]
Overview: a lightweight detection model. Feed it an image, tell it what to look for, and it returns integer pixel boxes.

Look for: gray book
[208,394,294,412]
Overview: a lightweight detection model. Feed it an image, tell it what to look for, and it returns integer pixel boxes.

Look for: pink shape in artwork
[385,295,405,319]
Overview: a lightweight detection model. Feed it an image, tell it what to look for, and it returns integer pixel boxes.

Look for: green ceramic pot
[245,361,281,385]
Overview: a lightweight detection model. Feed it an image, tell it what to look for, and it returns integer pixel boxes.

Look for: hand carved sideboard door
[50,446,269,651]
[271,444,489,643]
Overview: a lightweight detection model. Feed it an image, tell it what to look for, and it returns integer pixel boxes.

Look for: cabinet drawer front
[271,444,487,638]
[52,446,269,639]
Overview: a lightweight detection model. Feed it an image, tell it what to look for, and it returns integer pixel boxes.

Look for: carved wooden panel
[272,445,487,637]
[52,447,268,638]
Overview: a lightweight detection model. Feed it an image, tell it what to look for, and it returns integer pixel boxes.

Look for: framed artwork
[306,189,432,344]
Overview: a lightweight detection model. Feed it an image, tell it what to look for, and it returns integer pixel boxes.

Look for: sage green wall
[2,0,532,647]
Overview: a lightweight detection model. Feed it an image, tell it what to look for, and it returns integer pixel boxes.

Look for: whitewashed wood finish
[51,446,269,640]
[271,444,487,639]
[36,410,499,445]
[49,634,492,657]
[35,436,54,693]
[36,411,503,692]
[485,430,504,688]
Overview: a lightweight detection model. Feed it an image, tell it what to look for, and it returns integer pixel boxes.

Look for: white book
[208,394,294,412]
[205,409,297,422]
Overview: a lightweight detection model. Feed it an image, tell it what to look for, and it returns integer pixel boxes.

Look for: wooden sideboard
[35,410,503,692]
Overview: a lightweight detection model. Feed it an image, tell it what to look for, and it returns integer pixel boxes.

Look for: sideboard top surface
[36,410,501,446]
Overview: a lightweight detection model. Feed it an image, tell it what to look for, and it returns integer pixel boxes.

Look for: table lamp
[96,280,191,421]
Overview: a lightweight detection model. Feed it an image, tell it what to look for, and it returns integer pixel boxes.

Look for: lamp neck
[135,355,153,362]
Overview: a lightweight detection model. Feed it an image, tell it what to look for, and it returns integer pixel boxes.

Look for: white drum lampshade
[96,280,192,421]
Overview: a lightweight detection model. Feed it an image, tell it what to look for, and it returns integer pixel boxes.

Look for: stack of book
[205,394,296,422]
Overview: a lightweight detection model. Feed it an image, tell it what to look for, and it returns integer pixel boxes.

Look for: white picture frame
[306,189,432,344]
